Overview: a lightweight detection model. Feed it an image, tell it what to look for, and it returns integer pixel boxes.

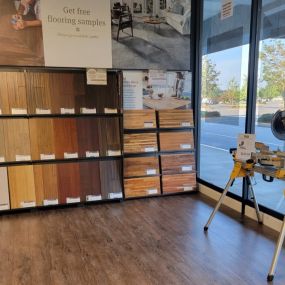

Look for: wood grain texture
[0,72,27,114]
[57,163,81,204]
[124,176,161,198]
[34,164,59,206]
[76,118,100,158]
[0,167,10,210]
[8,165,36,209]
[159,131,194,151]
[158,109,194,128]
[162,173,196,194]
[0,120,6,160]
[124,156,159,178]
[79,162,101,200]
[3,119,31,162]
[99,160,122,199]
[124,110,157,129]
[124,133,157,153]
[29,119,55,160]
[161,154,196,175]
[53,118,78,159]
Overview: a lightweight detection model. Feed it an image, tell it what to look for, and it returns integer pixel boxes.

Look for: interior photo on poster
[111,0,190,70]
[0,0,44,66]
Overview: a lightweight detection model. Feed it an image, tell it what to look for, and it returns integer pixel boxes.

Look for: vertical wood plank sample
[34,164,59,206]
[158,109,194,128]
[0,71,27,114]
[76,118,100,158]
[124,156,159,178]
[0,167,10,210]
[8,165,36,209]
[124,176,161,198]
[159,131,194,152]
[161,154,196,175]
[3,119,31,162]
[29,119,55,160]
[124,133,157,154]
[53,118,78,159]
[79,162,101,201]
[162,173,196,194]
[57,163,81,204]
[100,160,122,199]
[0,121,6,161]
[124,110,157,129]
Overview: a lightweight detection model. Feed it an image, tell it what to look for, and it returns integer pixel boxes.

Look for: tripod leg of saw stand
[204,178,234,231]
[267,217,285,281]
[246,176,262,224]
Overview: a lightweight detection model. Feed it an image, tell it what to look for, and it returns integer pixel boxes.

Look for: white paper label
[80,107,97,114]
[36,108,51,115]
[20,201,36,208]
[183,186,193,191]
[145,147,156,152]
[107,150,121,156]
[16,155,31,161]
[182,165,193,172]
[66,197,80,204]
[180,144,191,150]
[146,169,156,175]
[86,151,99,158]
[43,199,59,206]
[86,69,107,85]
[64,152,78,159]
[181,122,191,127]
[104,108,117,114]
[86,195,102,202]
[144,122,154,128]
[60,108,75,114]
[109,192,123,199]
[40,154,55,160]
[0,157,5,163]
[148,189,158,195]
[0,109,2,115]
[11,108,27,115]
[236,134,256,161]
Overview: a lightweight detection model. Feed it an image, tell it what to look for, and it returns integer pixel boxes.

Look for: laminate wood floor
[0,194,285,285]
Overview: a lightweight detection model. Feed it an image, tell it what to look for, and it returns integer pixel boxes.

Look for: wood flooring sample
[162,173,196,194]
[8,165,36,209]
[161,154,195,175]
[0,167,10,210]
[124,133,157,153]
[3,119,31,162]
[124,110,156,129]
[159,131,194,152]
[158,109,194,128]
[124,176,161,198]
[34,164,59,206]
[0,121,6,161]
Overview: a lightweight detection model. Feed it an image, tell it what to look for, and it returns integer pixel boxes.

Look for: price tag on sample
[0,157,5,163]
[0,109,2,115]
[20,201,36,208]
[86,68,107,85]
[66,197,81,204]
[40,154,55,160]
[109,193,123,199]
[107,150,121,156]
[145,147,156,152]
[80,108,97,114]
[104,108,117,114]
[86,151,99,158]
[146,169,156,175]
[16,155,31,161]
[180,144,191,150]
[183,186,193,191]
[86,195,102,202]
[181,122,191,127]
[43,199,59,206]
[11,108,27,115]
[148,189,158,195]
[60,108,75,114]
[182,165,193,172]
[64,153,78,159]
[36,108,51,115]
[144,122,154,128]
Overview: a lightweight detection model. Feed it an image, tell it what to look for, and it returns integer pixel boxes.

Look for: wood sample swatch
[124,110,157,129]
[34,164,59,206]
[161,154,196,175]
[53,118,78,159]
[162,173,196,194]
[0,121,6,161]
[0,71,27,114]
[124,133,157,153]
[76,118,100,158]
[124,176,161,198]
[57,163,81,204]
[124,156,159,178]
[99,160,122,199]
[3,119,31,162]
[0,167,10,210]
[79,162,101,201]
[159,131,194,152]
[29,119,55,160]
[158,109,194,128]
[8,165,36,209]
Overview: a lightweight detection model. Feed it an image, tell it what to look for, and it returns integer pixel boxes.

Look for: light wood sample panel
[161,154,195,175]
[124,176,161,198]
[0,167,10,210]
[124,110,156,129]
[124,156,159,178]
[162,173,196,194]
[159,131,194,152]
[8,165,36,209]
[158,109,193,128]
[0,121,6,161]
[124,133,157,153]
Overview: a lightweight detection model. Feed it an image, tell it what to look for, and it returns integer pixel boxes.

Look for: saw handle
[262,174,274,182]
